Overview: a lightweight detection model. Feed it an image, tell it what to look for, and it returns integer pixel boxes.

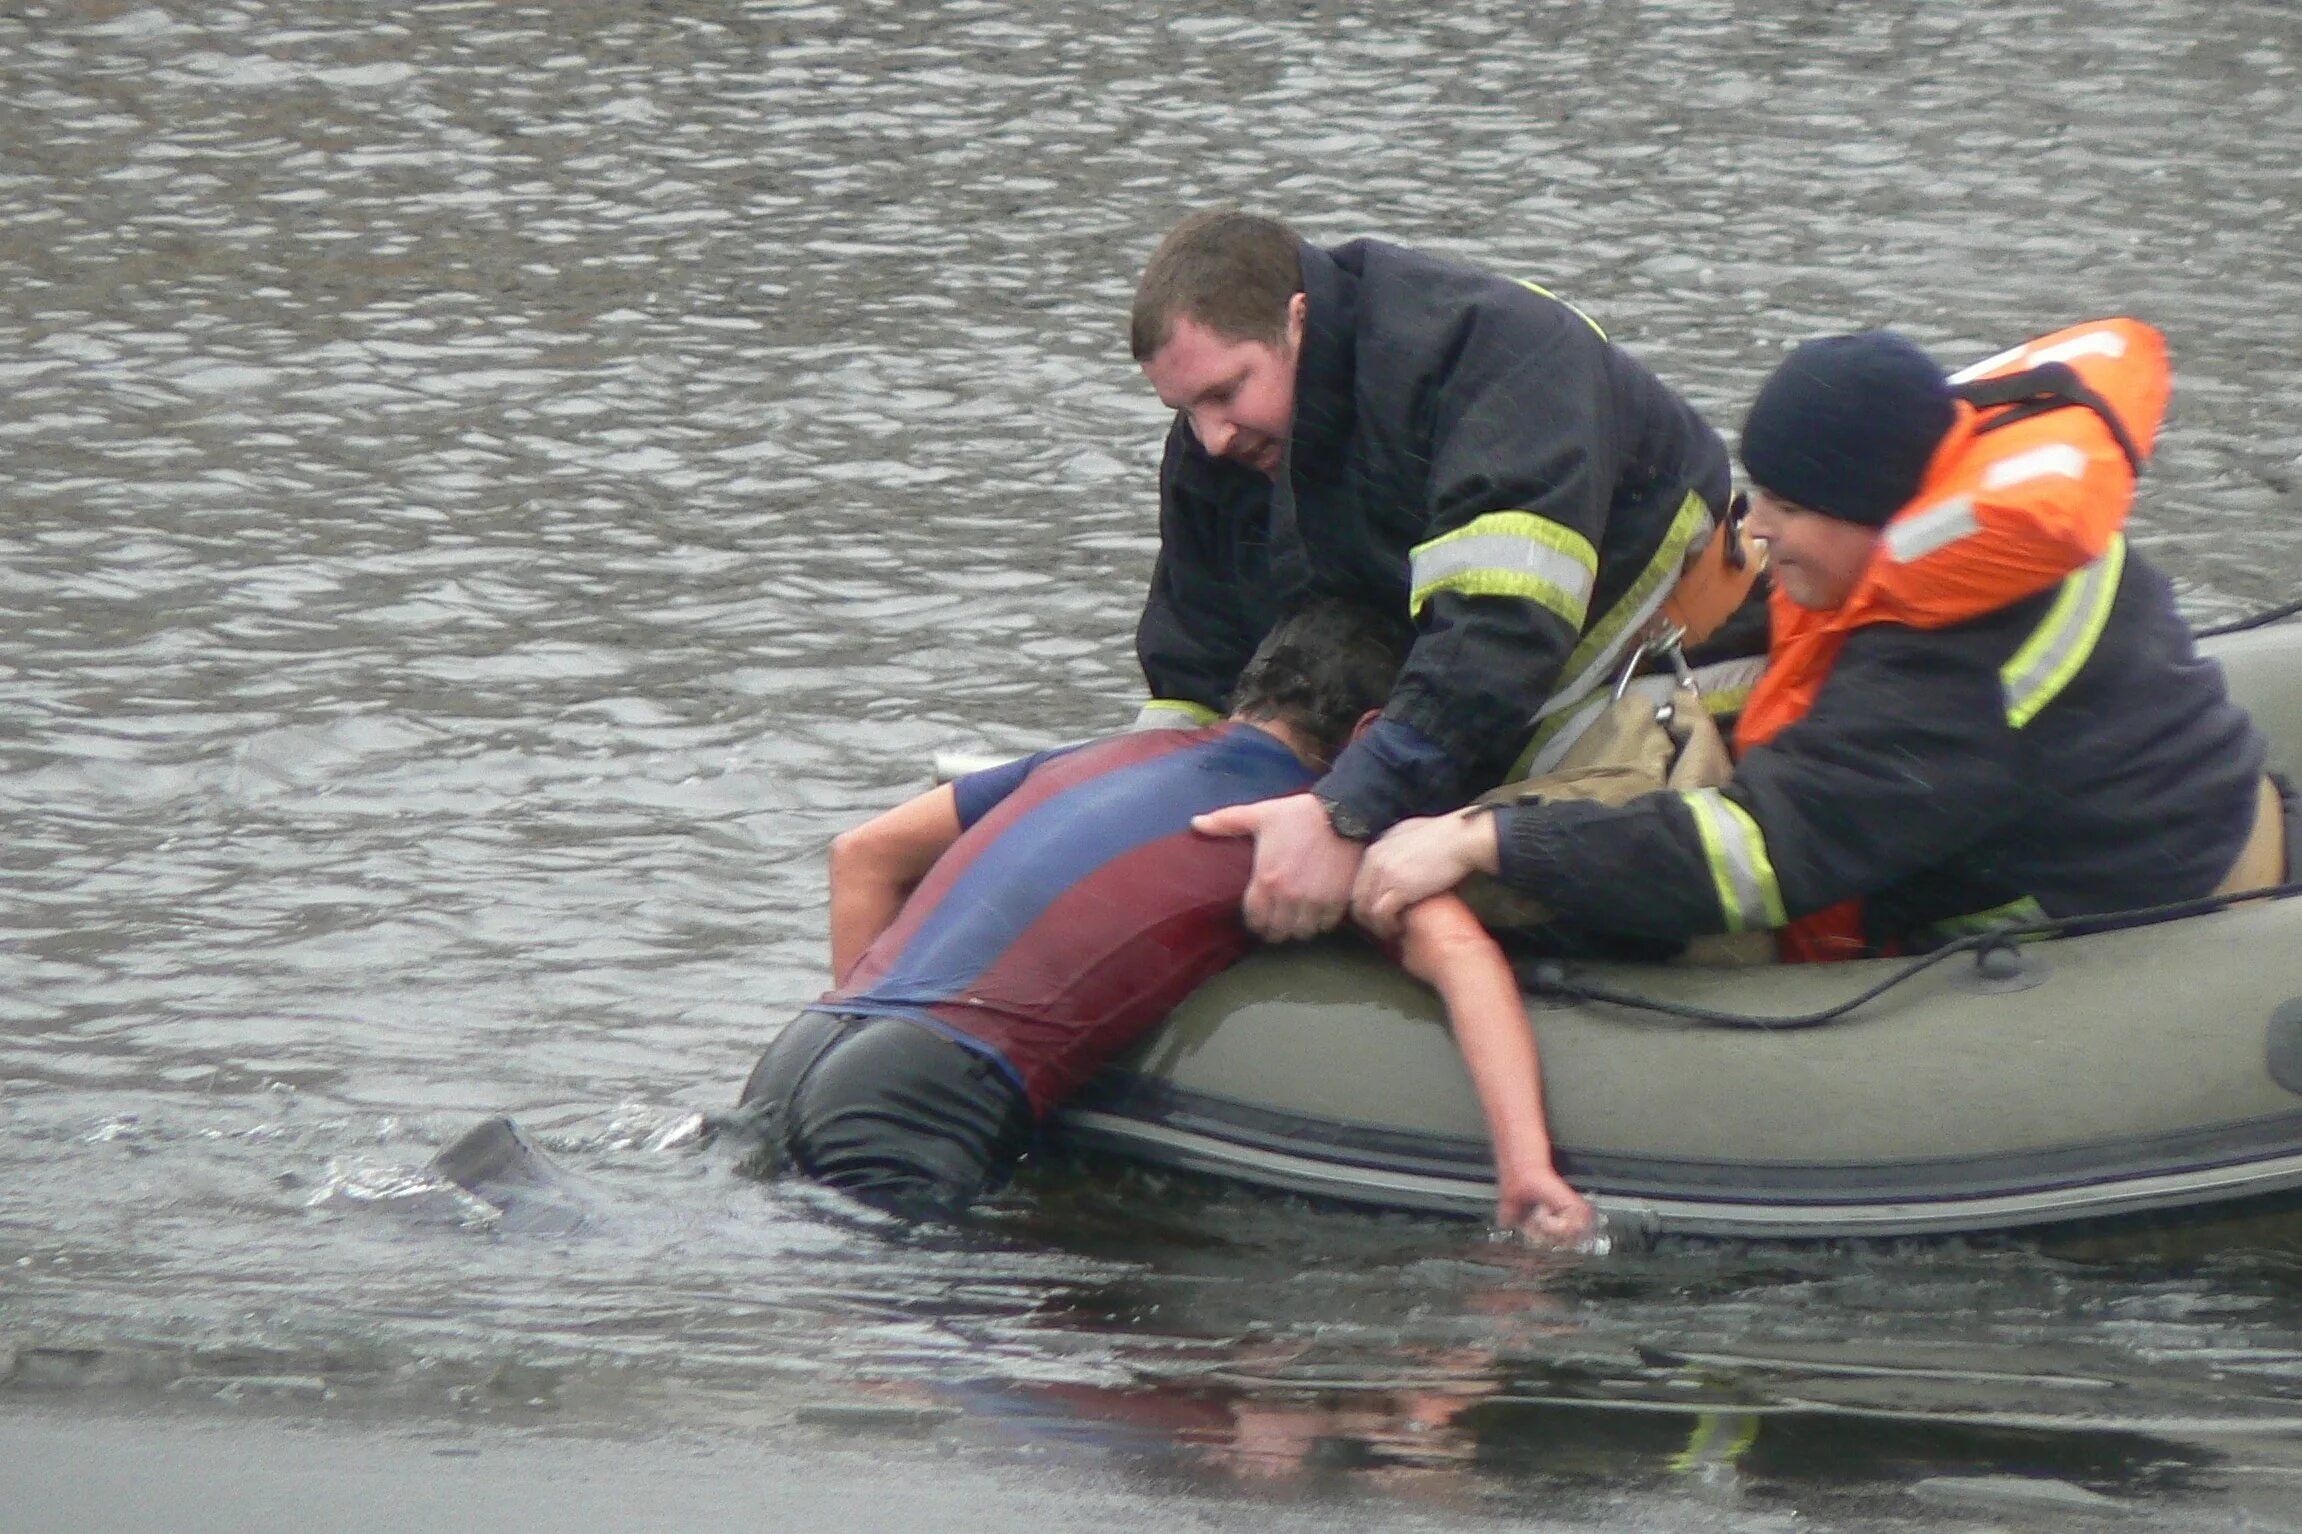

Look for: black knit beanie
[1738,331,1956,527]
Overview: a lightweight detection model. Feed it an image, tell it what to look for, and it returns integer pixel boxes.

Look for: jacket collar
[1289,242,1359,479]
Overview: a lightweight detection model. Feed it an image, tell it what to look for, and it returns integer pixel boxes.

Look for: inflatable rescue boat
[1054,622,2302,1240]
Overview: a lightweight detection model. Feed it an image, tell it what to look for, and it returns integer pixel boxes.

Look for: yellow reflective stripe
[1681,787,1786,933]
[1410,512,1599,628]
[1539,488,1714,722]
[1690,656,1767,721]
[1516,279,1607,340]
[2000,536,2126,729]
[1132,698,1220,730]
[1669,1413,1761,1475]
[1919,895,2048,943]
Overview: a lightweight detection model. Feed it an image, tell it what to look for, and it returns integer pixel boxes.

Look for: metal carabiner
[1609,624,1699,704]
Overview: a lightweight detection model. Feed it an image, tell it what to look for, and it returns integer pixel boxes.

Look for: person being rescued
[1350,321,2288,963]
[731,601,1591,1241]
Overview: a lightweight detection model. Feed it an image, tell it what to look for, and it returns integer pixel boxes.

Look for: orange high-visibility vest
[1733,319,2172,962]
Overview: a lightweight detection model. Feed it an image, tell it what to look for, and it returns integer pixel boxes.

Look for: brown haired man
[1130,209,1747,942]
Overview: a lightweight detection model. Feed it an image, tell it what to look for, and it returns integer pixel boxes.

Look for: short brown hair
[1231,599,1412,761]
[1129,210,1305,362]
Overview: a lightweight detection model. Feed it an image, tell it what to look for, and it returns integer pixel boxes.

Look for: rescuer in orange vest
[1349,325,2286,962]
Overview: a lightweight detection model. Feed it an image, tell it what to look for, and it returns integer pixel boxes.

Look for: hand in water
[1497,1165,1595,1249]
[1193,792,1365,942]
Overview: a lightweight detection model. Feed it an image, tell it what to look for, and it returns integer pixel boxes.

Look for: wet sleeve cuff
[1315,717,1459,835]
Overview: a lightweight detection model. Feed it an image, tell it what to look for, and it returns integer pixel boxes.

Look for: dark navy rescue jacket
[1495,551,2269,951]
[1137,238,1732,831]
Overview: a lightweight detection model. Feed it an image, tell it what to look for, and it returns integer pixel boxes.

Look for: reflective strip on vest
[1981,442,2089,491]
[1681,786,1787,933]
[1409,512,1599,628]
[1132,697,1221,731]
[1886,445,2095,567]
[1885,494,1979,564]
[2000,535,2127,729]
[1533,488,1716,725]
[1948,324,2130,385]
[2031,328,2130,368]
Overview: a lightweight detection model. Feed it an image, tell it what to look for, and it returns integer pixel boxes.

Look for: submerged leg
[733,1013,1033,1223]
[790,1019,1035,1221]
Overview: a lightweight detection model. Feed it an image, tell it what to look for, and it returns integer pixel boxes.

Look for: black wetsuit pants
[735,1011,1034,1223]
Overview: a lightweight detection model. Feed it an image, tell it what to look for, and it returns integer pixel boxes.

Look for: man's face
[1140,292,1307,480]
[1744,488,1882,610]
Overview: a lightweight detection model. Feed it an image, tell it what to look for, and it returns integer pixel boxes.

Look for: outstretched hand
[1351,809,1500,940]
[1193,792,1365,942]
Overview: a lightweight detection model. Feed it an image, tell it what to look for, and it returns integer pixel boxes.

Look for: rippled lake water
[5,0,2302,1527]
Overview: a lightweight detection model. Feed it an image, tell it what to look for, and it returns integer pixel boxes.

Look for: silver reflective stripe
[2000,536,2127,729]
[1513,690,1614,778]
[1948,344,2026,385]
[2030,329,2128,367]
[1981,442,2089,490]
[1511,656,1768,779]
[1408,530,1597,623]
[1885,495,1979,564]
[1530,581,1673,723]
[1532,491,1715,725]
[1947,327,2127,386]
[1681,787,1786,933]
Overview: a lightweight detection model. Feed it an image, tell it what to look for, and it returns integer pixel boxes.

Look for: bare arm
[827,783,963,985]
[1390,893,1591,1243]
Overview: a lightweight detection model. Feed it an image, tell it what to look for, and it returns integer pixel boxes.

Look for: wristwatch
[1314,791,1378,844]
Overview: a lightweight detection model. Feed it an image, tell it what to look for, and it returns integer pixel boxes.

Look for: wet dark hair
[1229,599,1413,763]
[1130,209,1305,362]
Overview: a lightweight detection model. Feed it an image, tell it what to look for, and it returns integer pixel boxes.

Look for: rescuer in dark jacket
[1350,327,2281,961]
[1131,209,1745,943]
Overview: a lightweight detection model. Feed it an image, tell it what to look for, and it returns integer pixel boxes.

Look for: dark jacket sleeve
[1135,420,1271,719]
[1493,625,2029,939]
[1324,304,1627,826]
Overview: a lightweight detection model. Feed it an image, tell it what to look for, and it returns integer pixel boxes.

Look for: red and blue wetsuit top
[822,723,1314,1119]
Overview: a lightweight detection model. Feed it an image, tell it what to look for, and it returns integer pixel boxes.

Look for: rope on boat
[1516,877,2302,1031]
[2196,595,2302,638]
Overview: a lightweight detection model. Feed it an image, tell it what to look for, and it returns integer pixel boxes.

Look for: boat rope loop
[1514,877,2302,1032]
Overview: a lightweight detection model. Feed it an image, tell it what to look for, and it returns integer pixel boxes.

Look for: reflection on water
[4,0,2302,1526]
[975,1173,2302,1510]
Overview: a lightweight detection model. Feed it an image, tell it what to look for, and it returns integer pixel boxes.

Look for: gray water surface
[5,1,2302,1528]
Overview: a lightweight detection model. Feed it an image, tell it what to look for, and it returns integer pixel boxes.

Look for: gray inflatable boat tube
[1053,623,2302,1240]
